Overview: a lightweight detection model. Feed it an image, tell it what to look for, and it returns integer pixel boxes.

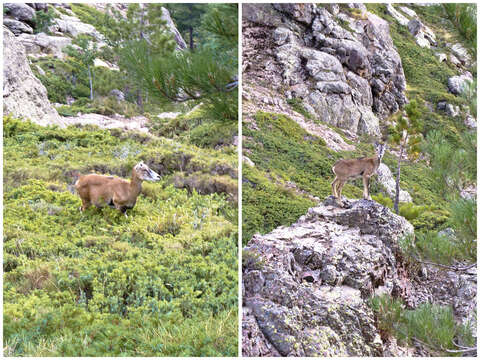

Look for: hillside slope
[242,3,476,356]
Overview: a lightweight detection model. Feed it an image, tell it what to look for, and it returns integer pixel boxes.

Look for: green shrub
[448,198,476,261]
[370,294,473,353]
[372,193,394,209]
[189,121,237,148]
[443,4,476,52]
[33,7,57,34]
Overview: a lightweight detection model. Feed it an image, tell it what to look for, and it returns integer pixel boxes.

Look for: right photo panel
[242,3,477,357]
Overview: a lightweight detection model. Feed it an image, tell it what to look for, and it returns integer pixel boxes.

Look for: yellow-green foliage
[149,104,238,149]
[31,57,128,107]
[3,116,238,356]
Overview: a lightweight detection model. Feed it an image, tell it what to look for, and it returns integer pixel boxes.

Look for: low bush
[370,294,474,353]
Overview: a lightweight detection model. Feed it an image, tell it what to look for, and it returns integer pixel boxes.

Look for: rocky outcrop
[243,198,414,356]
[3,27,64,127]
[3,18,33,35]
[54,14,104,41]
[408,18,436,48]
[17,32,72,58]
[387,4,409,26]
[161,7,187,51]
[4,3,35,24]
[243,4,407,137]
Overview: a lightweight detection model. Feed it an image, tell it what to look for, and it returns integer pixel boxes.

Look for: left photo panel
[3,3,238,356]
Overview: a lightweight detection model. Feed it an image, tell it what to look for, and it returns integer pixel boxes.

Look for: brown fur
[75,162,160,215]
[331,144,386,205]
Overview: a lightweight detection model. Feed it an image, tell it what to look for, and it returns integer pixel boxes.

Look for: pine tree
[120,4,238,122]
[101,4,176,110]
[63,35,99,100]
[161,4,207,50]
[389,100,423,214]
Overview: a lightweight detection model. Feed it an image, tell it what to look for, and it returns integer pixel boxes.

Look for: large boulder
[243,199,414,356]
[3,18,33,35]
[3,27,64,127]
[54,14,104,41]
[447,72,473,95]
[408,18,436,48]
[17,32,72,58]
[3,3,35,24]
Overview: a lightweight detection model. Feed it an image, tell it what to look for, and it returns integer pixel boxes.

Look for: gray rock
[273,27,293,46]
[437,101,447,111]
[156,111,181,120]
[243,155,255,167]
[244,4,407,135]
[445,103,460,117]
[408,18,436,47]
[62,113,150,133]
[376,163,412,203]
[327,4,340,17]
[464,115,476,129]
[3,27,64,127]
[448,53,462,67]
[109,89,125,102]
[387,4,409,26]
[315,80,351,94]
[399,6,417,18]
[4,3,35,23]
[35,65,45,76]
[438,227,455,239]
[3,18,33,35]
[243,199,414,356]
[448,42,473,66]
[17,32,72,58]
[160,7,187,51]
[242,306,281,356]
[54,14,103,40]
[435,53,447,62]
[272,3,315,25]
[448,73,473,95]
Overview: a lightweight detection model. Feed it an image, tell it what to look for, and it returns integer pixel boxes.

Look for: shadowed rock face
[243,4,408,137]
[243,198,414,356]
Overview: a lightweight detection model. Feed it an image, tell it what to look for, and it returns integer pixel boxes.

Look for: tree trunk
[87,65,93,100]
[136,89,144,113]
[394,146,403,214]
[189,26,194,51]
[394,134,408,214]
